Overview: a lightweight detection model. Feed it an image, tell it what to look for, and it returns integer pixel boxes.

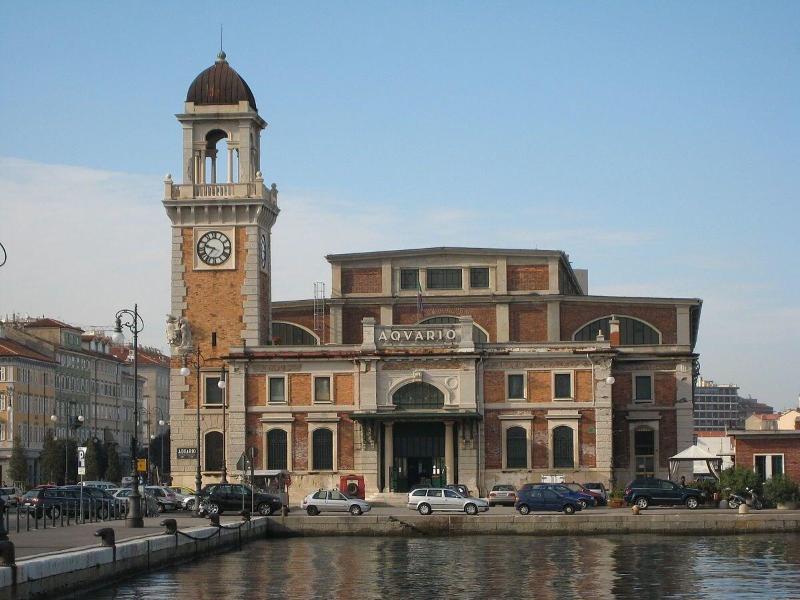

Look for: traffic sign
[137,458,148,473]
[77,446,87,476]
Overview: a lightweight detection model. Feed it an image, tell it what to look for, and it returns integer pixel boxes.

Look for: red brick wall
[560,302,677,344]
[292,414,308,471]
[579,409,597,467]
[660,411,677,468]
[734,437,800,481]
[528,371,550,403]
[246,375,265,407]
[532,412,548,468]
[271,306,328,344]
[342,306,381,344]
[289,373,311,406]
[338,414,355,470]
[575,370,593,402]
[612,374,632,408]
[509,304,547,342]
[655,372,676,406]
[342,268,383,294]
[612,412,629,468]
[394,304,497,342]
[507,265,549,291]
[484,371,505,403]
[259,271,271,345]
[334,373,354,405]
[484,411,502,469]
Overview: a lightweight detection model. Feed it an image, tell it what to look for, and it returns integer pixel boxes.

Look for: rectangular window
[426,268,462,290]
[507,374,525,400]
[0,393,5,410]
[553,373,572,400]
[754,454,784,480]
[314,376,331,403]
[634,375,653,402]
[469,267,489,288]
[400,269,420,290]
[204,376,223,405]
[0,367,6,381]
[268,377,286,404]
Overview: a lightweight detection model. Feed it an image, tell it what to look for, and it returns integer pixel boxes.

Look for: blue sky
[0,2,798,408]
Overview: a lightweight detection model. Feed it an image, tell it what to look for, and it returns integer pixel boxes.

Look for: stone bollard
[209,514,221,527]
[281,505,289,517]
[738,504,750,514]
[719,499,729,509]
[94,528,116,548]
[160,518,178,535]
[240,510,251,522]
[0,540,15,566]
[631,505,641,515]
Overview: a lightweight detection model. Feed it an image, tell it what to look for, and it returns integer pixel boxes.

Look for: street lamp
[113,304,145,528]
[52,407,84,484]
[218,372,227,484]
[180,349,204,517]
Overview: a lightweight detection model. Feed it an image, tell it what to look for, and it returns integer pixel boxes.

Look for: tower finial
[216,25,226,63]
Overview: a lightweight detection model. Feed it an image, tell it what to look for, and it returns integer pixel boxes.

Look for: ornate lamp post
[51,402,84,484]
[112,304,145,528]
[179,349,204,517]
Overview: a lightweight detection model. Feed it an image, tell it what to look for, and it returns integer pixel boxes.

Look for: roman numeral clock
[196,230,233,266]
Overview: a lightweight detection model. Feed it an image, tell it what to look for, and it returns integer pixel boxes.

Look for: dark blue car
[520,483,596,509]
[515,487,583,515]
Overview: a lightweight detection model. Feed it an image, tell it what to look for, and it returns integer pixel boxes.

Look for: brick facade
[734,436,800,481]
[272,306,329,344]
[507,264,549,291]
[342,306,381,344]
[289,373,312,406]
[560,302,678,344]
[334,373,354,405]
[341,267,383,294]
[509,304,547,342]
[338,414,355,470]
[394,304,497,342]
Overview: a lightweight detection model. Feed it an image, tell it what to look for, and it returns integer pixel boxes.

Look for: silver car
[407,487,490,515]
[301,489,371,516]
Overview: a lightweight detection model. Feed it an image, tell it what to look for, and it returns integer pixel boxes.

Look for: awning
[668,445,724,480]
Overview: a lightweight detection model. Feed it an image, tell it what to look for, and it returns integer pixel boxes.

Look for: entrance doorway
[391,423,446,492]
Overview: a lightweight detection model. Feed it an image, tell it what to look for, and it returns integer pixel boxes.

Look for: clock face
[259,234,267,270]
[197,231,232,266]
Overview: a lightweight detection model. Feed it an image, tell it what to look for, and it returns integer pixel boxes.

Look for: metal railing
[5,497,157,533]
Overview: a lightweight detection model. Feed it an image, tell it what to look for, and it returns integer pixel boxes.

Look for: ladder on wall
[313,281,326,342]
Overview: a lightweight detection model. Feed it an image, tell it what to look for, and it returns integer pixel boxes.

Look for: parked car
[521,483,596,509]
[564,483,606,506]
[144,486,179,512]
[63,485,125,518]
[198,484,282,517]
[168,486,195,509]
[623,477,703,510]
[182,494,197,511]
[515,487,583,515]
[0,487,21,507]
[112,487,160,516]
[407,487,489,515]
[488,484,517,507]
[301,489,372,516]
[444,484,472,498]
[80,481,117,491]
[584,482,608,503]
[21,487,93,519]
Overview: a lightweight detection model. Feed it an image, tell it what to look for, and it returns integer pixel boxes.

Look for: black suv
[198,484,282,516]
[624,477,703,509]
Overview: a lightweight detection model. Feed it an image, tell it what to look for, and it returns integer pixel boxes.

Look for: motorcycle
[727,487,763,510]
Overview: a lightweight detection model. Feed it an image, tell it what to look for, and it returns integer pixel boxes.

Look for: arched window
[272,322,319,346]
[553,426,574,468]
[204,431,224,471]
[573,316,660,345]
[202,129,237,184]
[392,382,445,410]
[266,429,287,470]
[312,428,333,471]
[506,427,527,469]
[418,316,489,343]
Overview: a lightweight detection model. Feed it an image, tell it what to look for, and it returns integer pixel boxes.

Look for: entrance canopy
[668,445,723,480]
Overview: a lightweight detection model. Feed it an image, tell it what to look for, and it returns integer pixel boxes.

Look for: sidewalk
[5,514,245,559]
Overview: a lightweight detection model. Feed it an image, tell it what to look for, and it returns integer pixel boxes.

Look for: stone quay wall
[0,517,270,600]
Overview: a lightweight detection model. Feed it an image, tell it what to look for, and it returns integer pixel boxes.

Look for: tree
[105,444,122,484]
[9,435,29,486]
[84,439,107,481]
[64,439,78,485]
[39,430,62,485]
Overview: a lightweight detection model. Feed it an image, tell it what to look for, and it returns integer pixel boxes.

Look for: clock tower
[164,52,278,486]
[164,51,278,354]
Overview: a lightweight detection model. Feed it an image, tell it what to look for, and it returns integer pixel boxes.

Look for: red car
[565,482,606,506]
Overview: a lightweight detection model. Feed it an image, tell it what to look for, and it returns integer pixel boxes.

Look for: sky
[0,2,798,409]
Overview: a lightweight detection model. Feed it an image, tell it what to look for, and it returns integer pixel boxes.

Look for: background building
[693,377,774,432]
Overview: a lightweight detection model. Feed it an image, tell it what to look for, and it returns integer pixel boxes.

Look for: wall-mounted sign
[176,447,198,460]
[77,446,87,476]
[377,328,458,343]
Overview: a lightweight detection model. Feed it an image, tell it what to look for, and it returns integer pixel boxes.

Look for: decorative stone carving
[361,421,377,450]
[166,314,194,353]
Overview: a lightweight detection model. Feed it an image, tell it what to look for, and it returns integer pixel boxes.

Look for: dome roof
[186,52,257,110]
